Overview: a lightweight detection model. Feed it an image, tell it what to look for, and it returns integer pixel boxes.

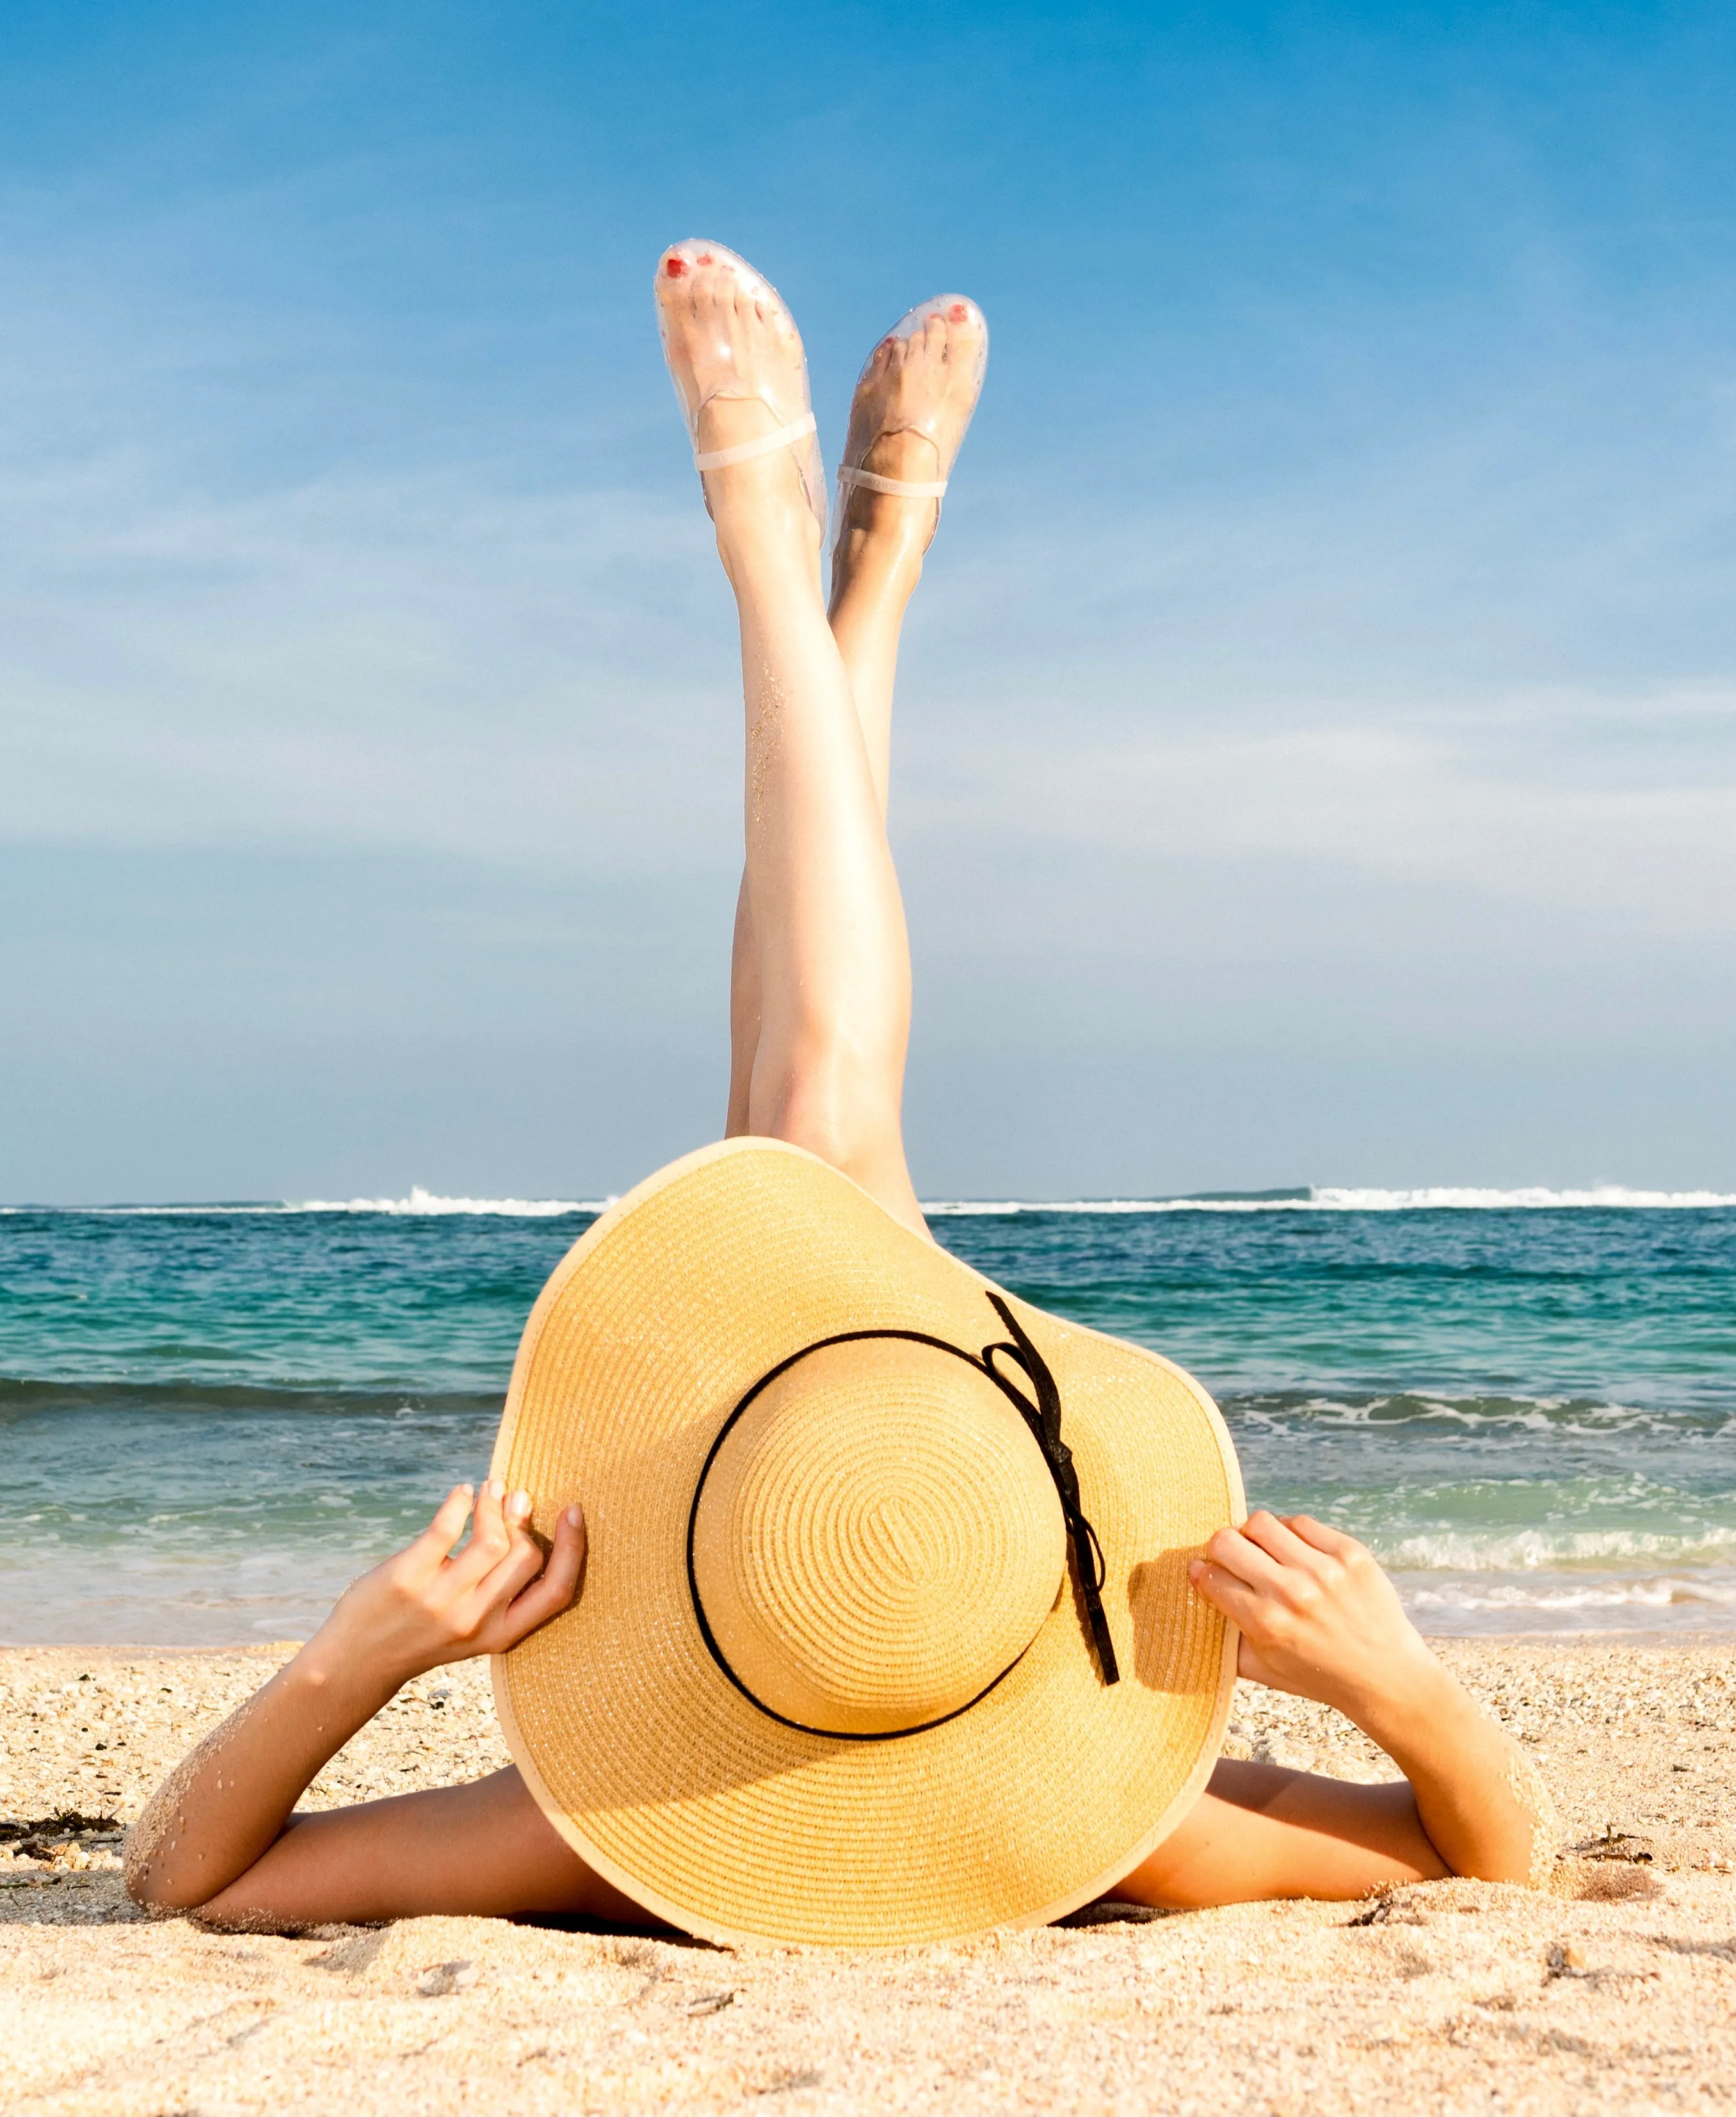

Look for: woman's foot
[833,297,988,577]
[654,243,826,563]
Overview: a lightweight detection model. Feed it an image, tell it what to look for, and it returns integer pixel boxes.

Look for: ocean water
[1,1187,1733,1644]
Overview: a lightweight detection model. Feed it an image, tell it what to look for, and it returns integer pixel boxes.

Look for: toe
[657,243,704,303]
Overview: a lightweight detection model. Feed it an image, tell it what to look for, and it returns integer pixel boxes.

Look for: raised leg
[722,511,922,1138]
[662,254,926,1236]
[724,305,986,1155]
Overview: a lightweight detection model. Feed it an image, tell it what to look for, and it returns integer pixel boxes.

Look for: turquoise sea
[2,1186,1733,1644]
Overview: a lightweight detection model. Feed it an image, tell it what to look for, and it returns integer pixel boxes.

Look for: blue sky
[3,0,1734,1199]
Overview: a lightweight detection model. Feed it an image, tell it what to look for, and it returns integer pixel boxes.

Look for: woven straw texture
[490,1139,1242,1948]
[693,1337,1072,1735]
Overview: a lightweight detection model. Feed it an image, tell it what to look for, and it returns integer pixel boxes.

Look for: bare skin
[125,1481,636,1927]
[1118,1509,1545,1905]
[127,254,1552,1934]
[726,300,985,1146]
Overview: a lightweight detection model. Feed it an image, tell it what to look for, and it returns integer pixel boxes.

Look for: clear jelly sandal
[834,295,988,558]
[654,239,827,538]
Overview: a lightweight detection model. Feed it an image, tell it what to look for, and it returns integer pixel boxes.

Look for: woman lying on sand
[127,244,1553,1939]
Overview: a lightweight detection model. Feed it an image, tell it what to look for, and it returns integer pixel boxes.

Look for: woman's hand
[1184,1508,1555,1889]
[1188,1509,1435,1725]
[309,1481,586,1693]
[127,1481,586,1914]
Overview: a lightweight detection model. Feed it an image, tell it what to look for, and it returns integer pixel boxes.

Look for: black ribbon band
[684,1291,1119,1742]
[979,1293,1121,1687]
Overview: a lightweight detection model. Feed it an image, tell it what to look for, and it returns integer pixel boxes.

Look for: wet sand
[3,1638,1733,2113]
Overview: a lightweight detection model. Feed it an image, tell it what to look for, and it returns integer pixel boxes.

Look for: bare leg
[725,307,986,1147]
[722,505,922,1133]
[724,872,760,1136]
[662,255,926,1234]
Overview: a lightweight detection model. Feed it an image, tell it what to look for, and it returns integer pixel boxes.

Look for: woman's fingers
[471,1520,549,1613]
[1187,1557,1266,1630]
[400,1485,476,1582]
[494,1508,588,1645]
[1202,1522,1292,1597]
[446,1479,515,1592]
[526,1504,586,1608]
[470,1500,583,1612]
[1194,1511,1347,1646]
[489,1504,584,1620]
[1241,1509,1337,1576]
[1284,1513,1363,1561]
[469,1506,586,1653]
[1194,1506,1421,1716]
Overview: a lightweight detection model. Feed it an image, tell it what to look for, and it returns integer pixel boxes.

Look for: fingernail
[488,1479,504,1501]
[565,1504,583,1527]
[506,1488,530,1520]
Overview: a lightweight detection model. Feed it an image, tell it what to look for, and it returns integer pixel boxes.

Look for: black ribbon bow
[978,1294,1120,1687]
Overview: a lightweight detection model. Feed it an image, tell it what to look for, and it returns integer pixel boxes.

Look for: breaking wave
[1408,1574,1736,1616]
[926,1184,1736,1215]
[1378,1525,1736,1572]
[291,1186,609,1216]
[6,1182,1732,1216]
[0,1188,611,1217]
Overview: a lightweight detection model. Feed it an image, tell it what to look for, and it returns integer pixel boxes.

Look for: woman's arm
[124,1480,585,1915]
[1120,1511,1554,1908]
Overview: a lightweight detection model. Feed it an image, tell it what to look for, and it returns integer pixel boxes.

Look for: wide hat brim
[490,1138,1244,1947]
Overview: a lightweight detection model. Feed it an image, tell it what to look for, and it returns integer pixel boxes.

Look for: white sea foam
[1409,1574,1736,1614]
[291,1186,611,1216]
[924,1184,1736,1215]
[1310,1184,1736,1211]
[1234,1393,1687,1436]
[1380,1525,1736,1572]
[926,1198,1217,1216]
[7,1182,1732,1215]
[10,1195,598,1215]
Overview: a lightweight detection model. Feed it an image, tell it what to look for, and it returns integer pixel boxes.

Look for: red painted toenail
[697,252,714,264]
[664,256,687,277]
[948,303,967,322]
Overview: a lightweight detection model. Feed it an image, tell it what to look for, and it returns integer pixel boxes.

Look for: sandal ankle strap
[837,466,949,500]
[694,411,817,473]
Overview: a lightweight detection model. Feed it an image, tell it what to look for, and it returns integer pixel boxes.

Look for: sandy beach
[1,1638,1732,2113]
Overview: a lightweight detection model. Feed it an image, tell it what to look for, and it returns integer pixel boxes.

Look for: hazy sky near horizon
[4,0,1735,1200]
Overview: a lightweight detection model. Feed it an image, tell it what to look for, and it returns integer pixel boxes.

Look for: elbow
[123,1858,173,1913]
[121,1830,160,1910]
[1446,1850,1545,1890]
[122,1830,212,1915]
[1420,1817,1555,1892]
[122,1854,186,1914]
[1470,1836,1557,1891]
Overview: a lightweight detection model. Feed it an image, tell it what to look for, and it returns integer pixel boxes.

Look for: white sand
[3,1638,1733,2114]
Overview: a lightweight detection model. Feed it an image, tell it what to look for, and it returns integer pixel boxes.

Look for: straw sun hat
[490,1138,1243,1947]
